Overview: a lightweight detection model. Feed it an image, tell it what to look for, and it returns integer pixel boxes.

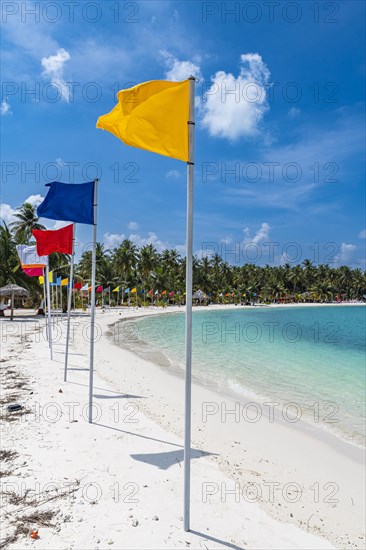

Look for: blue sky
[1,0,365,267]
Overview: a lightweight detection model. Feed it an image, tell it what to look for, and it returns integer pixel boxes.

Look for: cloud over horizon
[201,53,270,141]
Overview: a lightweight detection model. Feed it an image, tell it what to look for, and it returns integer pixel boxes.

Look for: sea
[117,305,366,447]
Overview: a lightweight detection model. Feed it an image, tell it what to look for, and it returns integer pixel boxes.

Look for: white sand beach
[1,305,365,549]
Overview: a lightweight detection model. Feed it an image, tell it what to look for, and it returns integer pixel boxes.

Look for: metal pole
[64,225,75,382]
[55,278,58,322]
[51,283,54,327]
[42,267,48,341]
[46,265,53,359]
[88,179,99,423]
[10,291,14,321]
[184,76,195,532]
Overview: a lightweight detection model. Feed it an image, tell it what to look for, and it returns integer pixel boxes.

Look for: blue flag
[56,276,62,286]
[37,181,95,225]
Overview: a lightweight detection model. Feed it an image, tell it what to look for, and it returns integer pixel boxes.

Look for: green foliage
[2,204,366,306]
[10,202,45,244]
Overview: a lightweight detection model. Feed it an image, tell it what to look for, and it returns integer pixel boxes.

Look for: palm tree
[302,259,315,290]
[138,244,158,299]
[211,253,223,290]
[161,249,182,292]
[310,283,334,303]
[10,202,45,243]
[77,243,110,281]
[0,221,41,297]
[196,256,211,293]
[113,239,138,284]
[289,264,303,294]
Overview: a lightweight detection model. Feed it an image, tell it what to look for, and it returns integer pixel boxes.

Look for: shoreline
[1,307,365,549]
[90,306,364,548]
[110,305,365,450]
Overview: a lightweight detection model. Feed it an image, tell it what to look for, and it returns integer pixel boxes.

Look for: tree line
[1,203,365,305]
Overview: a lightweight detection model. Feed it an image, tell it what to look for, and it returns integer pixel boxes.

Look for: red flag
[149,290,153,295]
[32,224,73,256]
[22,266,43,277]
[74,282,82,289]
[96,286,103,293]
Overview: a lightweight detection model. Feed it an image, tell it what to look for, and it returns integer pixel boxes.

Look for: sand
[1,304,365,549]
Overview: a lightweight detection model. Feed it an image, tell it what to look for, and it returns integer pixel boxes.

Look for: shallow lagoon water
[121,305,366,446]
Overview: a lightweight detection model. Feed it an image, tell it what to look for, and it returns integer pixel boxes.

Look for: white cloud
[1,99,11,115]
[221,235,233,245]
[166,170,181,180]
[0,204,16,224]
[243,222,270,244]
[128,221,139,231]
[1,2,59,61]
[201,53,270,141]
[161,50,202,82]
[104,232,125,249]
[129,231,169,252]
[41,48,71,102]
[279,252,292,265]
[195,248,213,259]
[288,107,301,118]
[103,229,181,253]
[339,242,357,264]
[358,229,366,239]
[175,244,186,256]
[25,194,44,207]
[1,195,43,225]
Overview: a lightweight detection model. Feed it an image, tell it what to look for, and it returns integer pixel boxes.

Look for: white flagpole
[55,278,58,322]
[51,283,55,327]
[184,76,195,532]
[42,267,48,341]
[89,178,99,423]
[60,283,63,317]
[46,265,53,359]
[64,225,75,382]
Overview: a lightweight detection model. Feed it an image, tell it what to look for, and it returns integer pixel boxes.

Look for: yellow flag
[39,276,44,284]
[49,271,53,283]
[96,80,190,162]
[112,286,120,292]
[61,278,68,286]
[131,288,136,293]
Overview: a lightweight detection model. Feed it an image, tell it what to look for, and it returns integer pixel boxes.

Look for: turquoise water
[128,306,366,446]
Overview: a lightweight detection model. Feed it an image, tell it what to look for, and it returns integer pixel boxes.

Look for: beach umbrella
[0,283,29,321]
